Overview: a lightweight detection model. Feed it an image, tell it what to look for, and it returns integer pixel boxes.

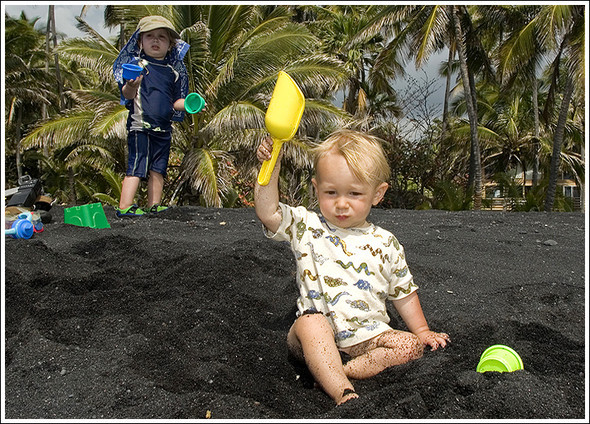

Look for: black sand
[3,206,586,420]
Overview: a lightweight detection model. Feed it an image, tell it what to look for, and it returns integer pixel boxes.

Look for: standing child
[113,15,193,217]
[254,129,450,405]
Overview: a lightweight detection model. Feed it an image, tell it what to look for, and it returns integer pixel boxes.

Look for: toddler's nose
[335,197,348,210]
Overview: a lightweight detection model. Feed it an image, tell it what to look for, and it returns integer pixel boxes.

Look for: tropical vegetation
[4,4,585,212]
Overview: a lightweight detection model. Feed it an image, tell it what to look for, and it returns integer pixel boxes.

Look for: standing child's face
[140,28,172,60]
[312,151,388,229]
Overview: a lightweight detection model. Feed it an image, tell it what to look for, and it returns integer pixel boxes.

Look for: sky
[3,2,115,39]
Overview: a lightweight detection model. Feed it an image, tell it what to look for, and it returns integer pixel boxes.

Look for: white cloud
[3,3,113,39]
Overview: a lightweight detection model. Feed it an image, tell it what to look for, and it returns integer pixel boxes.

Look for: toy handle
[257,138,284,186]
[5,219,34,239]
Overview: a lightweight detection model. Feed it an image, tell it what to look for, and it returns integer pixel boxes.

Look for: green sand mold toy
[185,92,206,114]
[476,344,524,373]
[64,203,110,229]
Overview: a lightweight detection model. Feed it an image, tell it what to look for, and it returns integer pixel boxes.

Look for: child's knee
[381,330,424,360]
[391,332,423,362]
[297,310,328,329]
[293,312,335,344]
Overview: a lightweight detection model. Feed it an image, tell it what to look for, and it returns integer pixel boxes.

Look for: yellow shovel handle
[257,139,284,186]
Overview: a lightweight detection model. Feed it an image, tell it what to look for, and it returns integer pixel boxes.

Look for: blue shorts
[126,130,171,179]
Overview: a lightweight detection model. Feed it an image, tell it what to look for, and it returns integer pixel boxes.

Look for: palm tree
[462,5,584,211]
[162,4,350,207]
[309,6,393,117]
[450,5,484,209]
[536,5,585,211]
[478,88,537,188]
[18,7,137,205]
[4,12,57,181]
[496,5,545,188]
[19,5,350,207]
[46,5,65,110]
[350,5,490,209]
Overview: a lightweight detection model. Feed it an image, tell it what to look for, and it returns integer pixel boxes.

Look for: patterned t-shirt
[265,203,418,348]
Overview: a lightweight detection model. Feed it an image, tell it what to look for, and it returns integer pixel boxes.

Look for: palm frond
[93,192,120,207]
[59,38,119,82]
[21,110,96,150]
[415,5,449,67]
[278,55,348,98]
[90,105,130,139]
[181,148,232,207]
[209,20,311,99]
[75,15,116,47]
[297,99,351,137]
[203,101,266,139]
[497,18,538,84]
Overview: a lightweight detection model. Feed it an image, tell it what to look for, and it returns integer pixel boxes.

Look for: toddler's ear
[372,182,389,205]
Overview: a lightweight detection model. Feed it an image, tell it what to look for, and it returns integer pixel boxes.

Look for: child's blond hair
[313,129,391,187]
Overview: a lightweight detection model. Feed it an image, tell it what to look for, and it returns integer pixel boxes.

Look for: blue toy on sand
[5,212,37,239]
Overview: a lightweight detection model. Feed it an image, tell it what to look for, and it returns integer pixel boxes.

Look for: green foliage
[430,181,472,211]
[4,5,584,212]
[91,169,124,207]
[515,184,547,212]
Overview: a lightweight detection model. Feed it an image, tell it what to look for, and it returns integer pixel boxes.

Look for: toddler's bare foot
[337,388,359,406]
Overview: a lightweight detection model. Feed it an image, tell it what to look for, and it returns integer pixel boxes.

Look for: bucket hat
[137,15,180,39]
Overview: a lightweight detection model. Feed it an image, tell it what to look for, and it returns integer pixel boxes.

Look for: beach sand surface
[3,206,586,420]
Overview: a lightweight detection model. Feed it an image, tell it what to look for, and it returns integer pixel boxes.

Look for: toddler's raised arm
[254,136,283,234]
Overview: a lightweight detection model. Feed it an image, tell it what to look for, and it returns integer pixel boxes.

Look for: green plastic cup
[476,344,524,373]
[185,92,205,114]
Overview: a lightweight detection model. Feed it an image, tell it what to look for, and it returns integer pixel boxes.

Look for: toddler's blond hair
[313,129,391,187]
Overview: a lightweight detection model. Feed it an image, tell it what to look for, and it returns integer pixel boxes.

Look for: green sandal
[116,204,145,218]
[147,204,169,215]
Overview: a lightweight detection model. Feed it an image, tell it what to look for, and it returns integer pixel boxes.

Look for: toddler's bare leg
[119,176,141,209]
[147,171,164,207]
[287,313,358,405]
[343,330,424,380]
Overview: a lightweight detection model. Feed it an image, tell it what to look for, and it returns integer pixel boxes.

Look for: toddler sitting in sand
[254,129,450,405]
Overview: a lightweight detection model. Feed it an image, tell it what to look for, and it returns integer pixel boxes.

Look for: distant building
[483,167,583,212]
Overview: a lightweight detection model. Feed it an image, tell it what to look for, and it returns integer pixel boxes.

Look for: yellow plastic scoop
[257,71,305,186]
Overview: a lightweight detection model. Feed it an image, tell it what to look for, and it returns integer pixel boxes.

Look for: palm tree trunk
[466,65,479,195]
[452,6,482,210]
[532,78,540,188]
[68,167,77,205]
[544,75,574,212]
[48,6,64,110]
[16,106,23,180]
[42,8,51,162]
[581,144,585,212]
[344,77,360,115]
[440,46,453,140]
[119,23,126,50]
